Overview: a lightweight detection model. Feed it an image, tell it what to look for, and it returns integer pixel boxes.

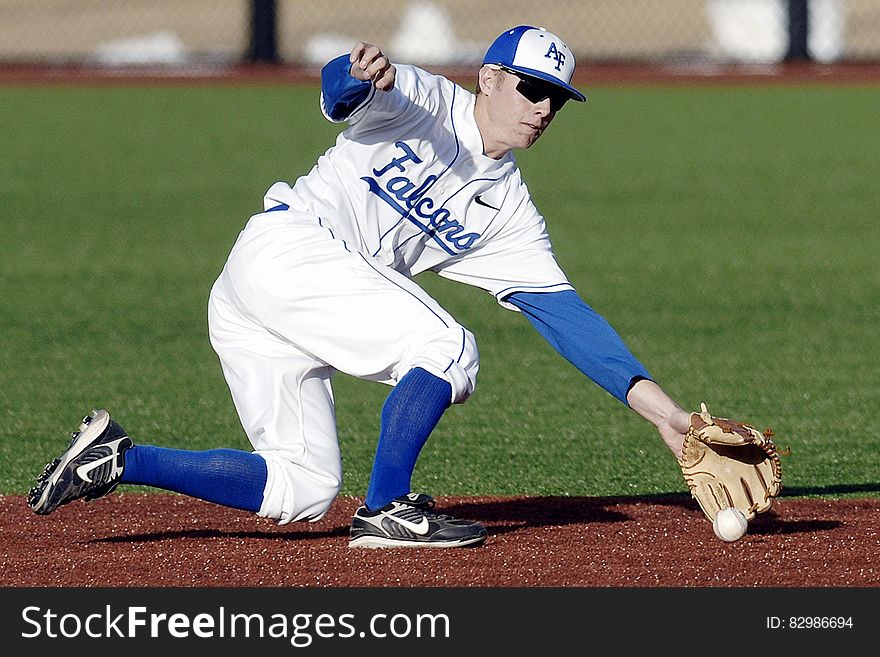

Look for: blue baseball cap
[483,25,586,103]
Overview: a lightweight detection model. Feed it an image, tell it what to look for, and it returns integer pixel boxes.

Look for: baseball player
[28,26,693,548]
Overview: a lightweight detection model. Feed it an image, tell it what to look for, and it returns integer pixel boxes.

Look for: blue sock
[364,367,452,511]
[121,446,268,512]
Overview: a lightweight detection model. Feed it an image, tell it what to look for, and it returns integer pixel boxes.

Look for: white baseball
[713,507,748,542]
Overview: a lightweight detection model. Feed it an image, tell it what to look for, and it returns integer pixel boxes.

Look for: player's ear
[478,66,502,97]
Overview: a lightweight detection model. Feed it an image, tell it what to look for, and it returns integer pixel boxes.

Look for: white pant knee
[406,326,479,404]
[257,451,342,524]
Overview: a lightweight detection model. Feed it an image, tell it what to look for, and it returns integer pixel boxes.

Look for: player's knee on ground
[256,451,342,524]
[404,325,479,404]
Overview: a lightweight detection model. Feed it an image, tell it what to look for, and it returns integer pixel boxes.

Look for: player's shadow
[444,494,842,538]
[93,491,845,544]
[444,494,682,538]
[94,525,351,544]
[94,496,640,544]
[448,495,645,530]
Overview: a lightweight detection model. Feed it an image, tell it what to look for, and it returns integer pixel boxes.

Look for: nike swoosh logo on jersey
[380,507,431,535]
[75,439,127,483]
[474,195,500,211]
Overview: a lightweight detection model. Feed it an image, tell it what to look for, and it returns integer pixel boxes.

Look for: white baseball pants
[207,210,478,524]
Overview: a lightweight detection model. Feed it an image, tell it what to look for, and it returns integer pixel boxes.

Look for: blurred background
[1,0,877,71]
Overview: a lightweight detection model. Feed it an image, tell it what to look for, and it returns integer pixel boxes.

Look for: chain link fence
[1,0,877,68]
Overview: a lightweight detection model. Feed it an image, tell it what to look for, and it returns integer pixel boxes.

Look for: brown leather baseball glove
[678,403,782,521]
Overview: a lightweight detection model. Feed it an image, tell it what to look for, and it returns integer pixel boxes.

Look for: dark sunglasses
[501,67,570,112]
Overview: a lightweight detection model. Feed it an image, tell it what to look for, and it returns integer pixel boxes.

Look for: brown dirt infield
[2,494,878,587]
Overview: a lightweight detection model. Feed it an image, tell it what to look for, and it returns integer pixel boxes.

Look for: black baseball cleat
[27,409,133,515]
[349,492,487,548]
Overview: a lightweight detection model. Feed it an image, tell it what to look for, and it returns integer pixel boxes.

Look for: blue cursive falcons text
[361,141,481,254]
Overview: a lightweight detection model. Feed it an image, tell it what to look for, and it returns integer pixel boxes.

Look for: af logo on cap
[482,25,587,102]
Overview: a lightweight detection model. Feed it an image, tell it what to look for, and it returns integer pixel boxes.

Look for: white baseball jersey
[262,63,574,310]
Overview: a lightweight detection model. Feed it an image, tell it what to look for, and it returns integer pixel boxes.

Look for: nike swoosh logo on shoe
[74,439,128,483]
[474,195,500,211]
[380,509,431,535]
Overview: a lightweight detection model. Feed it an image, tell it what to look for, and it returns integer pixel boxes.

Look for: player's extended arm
[321,42,396,121]
[506,290,686,456]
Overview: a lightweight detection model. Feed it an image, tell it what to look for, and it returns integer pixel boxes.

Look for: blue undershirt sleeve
[506,290,652,406]
[320,53,373,121]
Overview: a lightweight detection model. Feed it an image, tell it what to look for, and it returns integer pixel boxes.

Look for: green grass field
[1,81,878,502]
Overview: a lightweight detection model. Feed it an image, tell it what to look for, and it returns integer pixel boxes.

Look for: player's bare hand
[349,42,396,91]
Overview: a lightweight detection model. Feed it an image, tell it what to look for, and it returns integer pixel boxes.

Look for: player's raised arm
[349,41,396,91]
